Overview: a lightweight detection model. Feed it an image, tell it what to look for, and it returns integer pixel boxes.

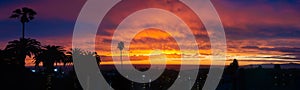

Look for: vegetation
[5,38,41,66]
[10,7,37,39]
[34,45,66,73]
[117,41,124,66]
[1,6,300,90]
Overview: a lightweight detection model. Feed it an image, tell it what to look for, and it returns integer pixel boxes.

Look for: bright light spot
[54,69,58,72]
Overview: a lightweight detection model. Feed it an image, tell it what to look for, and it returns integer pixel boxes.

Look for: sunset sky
[0,0,300,66]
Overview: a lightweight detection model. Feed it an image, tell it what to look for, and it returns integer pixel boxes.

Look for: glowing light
[54,69,58,72]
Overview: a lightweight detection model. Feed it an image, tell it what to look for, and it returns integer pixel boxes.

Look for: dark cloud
[241,46,259,49]
[100,38,112,43]
[239,60,300,63]
[242,45,300,60]
[225,25,300,40]
[242,46,300,53]
[254,56,298,60]
[262,47,300,53]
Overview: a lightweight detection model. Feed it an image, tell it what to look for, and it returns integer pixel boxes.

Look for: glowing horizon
[0,0,299,67]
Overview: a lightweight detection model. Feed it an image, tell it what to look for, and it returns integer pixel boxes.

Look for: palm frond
[12,9,21,14]
[9,14,20,18]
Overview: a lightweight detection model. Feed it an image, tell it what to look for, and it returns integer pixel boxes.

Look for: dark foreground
[0,64,300,90]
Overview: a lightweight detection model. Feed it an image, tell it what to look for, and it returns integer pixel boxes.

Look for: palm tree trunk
[22,22,25,39]
[120,50,123,68]
[20,40,26,67]
[20,55,26,67]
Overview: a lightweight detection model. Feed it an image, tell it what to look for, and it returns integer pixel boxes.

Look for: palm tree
[94,52,101,65]
[34,45,66,73]
[63,51,73,67]
[64,48,101,66]
[33,45,65,90]
[10,7,37,39]
[62,48,81,67]
[5,38,41,66]
[117,41,124,67]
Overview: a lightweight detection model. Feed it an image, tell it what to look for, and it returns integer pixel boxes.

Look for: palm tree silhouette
[63,48,86,67]
[94,52,101,65]
[10,7,37,39]
[5,38,41,66]
[34,45,66,73]
[67,48,101,66]
[63,49,73,67]
[118,41,124,67]
[33,45,65,90]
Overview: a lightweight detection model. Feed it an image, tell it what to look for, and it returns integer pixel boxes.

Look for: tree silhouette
[63,48,84,67]
[230,59,239,72]
[5,38,41,66]
[34,45,66,73]
[94,52,101,65]
[10,7,37,39]
[118,41,124,67]
[33,45,65,90]
[63,49,73,67]
[227,59,239,90]
[67,48,101,66]
[0,49,14,65]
